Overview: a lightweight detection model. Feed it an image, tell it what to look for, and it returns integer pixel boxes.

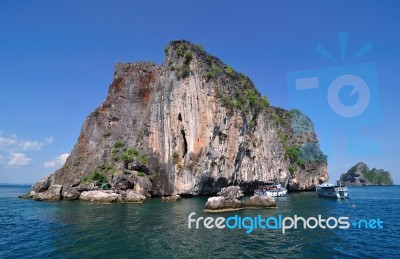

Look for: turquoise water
[0,185,399,258]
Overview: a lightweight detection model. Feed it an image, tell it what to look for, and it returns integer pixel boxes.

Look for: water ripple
[0,186,399,258]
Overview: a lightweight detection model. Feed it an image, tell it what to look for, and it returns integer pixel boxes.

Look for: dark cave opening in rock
[181,129,188,158]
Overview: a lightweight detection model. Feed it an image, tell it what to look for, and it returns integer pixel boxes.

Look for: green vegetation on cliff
[363,170,393,185]
[25,40,329,201]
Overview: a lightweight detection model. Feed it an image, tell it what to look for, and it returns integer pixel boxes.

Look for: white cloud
[20,141,44,151]
[44,153,69,168]
[0,132,52,151]
[45,137,54,144]
[0,134,17,147]
[8,153,32,167]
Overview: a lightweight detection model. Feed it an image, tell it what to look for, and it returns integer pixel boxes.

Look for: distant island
[0,183,32,186]
[339,162,394,186]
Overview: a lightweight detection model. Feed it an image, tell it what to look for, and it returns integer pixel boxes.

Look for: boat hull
[265,189,287,197]
[255,184,288,197]
[316,184,349,199]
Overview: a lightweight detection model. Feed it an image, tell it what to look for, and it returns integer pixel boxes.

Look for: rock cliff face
[25,40,328,200]
[339,162,394,186]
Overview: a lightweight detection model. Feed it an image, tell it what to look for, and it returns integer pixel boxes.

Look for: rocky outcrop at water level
[22,40,328,202]
[204,186,276,211]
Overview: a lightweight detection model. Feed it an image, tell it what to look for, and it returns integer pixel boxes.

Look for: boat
[316,183,349,199]
[255,183,287,197]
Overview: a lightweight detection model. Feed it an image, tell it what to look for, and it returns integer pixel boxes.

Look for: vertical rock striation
[24,40,328,200]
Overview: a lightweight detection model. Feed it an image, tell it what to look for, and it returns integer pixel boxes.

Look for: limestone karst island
[22,41,328,202]
[339,162,394,186]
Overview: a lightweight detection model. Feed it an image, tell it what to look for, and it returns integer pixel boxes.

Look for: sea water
[0,185,399,258]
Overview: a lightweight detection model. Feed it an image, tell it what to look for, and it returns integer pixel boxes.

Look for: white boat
[316,183,349,199]
[255,184,287,197]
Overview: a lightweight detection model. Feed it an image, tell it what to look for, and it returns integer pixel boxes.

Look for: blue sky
[1,0,399,184]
